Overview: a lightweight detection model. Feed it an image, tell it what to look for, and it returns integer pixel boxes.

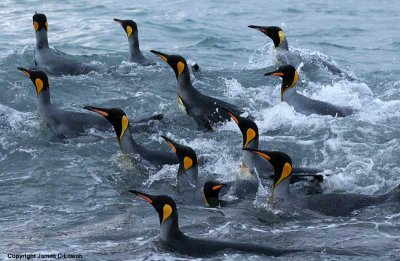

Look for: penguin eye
[177,62,185,77]
[126,25,133,37]
[183,156,193,170]
[161,204,173,224]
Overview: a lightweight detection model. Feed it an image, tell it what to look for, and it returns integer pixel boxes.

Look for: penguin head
[161,135,198,176]
[248,25,286,48]
[224,108,258,148]
[129,190,178,225]
[243,148,292,190]
[84,106,129,141]
[203,181,227,207]
[17,67,49,96]
[265,65,299,99]
[150,50,188,80]
[113,19,138,39]
[32,13,48,32]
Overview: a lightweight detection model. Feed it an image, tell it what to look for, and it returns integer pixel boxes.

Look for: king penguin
[203,181,228,208]
[17,67,111,138]
[84,106,178,167]
[150,50,245,131]
[129,190,303,257]
[161,136,199,192]
[225,108,324,187]
[265,65,353,117]
[248,25,354,79]
[113,19,155,66]
[32,13,100,75]
[244,148,400,217]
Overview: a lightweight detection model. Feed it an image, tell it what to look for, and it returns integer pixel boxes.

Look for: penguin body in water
[151,50,245,131]
[265,65,354,117]
[129,190,303,257]
[33,13,100,76]
[17,67,110,138]
[244,148,399,217]
[84,106,178,167]
[248,25,354,80]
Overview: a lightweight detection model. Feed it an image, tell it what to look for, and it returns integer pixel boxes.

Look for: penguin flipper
[132,113,164,124]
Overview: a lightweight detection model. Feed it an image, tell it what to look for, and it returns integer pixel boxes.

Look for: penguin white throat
[160,213,180,240]
[272,178,291,202]
[35,30,49,50]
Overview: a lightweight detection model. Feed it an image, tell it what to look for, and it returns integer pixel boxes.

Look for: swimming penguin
[248,25,353,79]
[151,50,245,131]
[225,108,324,185]
[113,19,155,66]
[265,65,353,117]
[244,148,400,217]
[32,13,100,75]
[203,181,228,208]
[161,136,199,192]
[17,67,111,138]
[84,106,178,167]
[129,190,303,257]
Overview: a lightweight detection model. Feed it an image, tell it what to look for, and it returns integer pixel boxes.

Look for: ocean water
[1,0,400,260]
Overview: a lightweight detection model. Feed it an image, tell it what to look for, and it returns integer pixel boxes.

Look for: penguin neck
[128,35,142,60]
[177,165,199,191]
[160,215,181,241]
[272,178,291,201]
[281,84,298,102]
[177,70,194,95]
[37,89,52,109]
[118,125,141,154]
[35,30,49,50]
[243,137,259,149]
[276,39,289,52]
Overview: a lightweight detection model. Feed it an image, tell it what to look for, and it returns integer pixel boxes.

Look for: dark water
[1,0,399,260]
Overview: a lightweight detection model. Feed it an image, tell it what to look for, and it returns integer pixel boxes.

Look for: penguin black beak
[161,135,178,154]
[17,67,31,78]
[243,148,272,161]
[150,50,170,63]
[221,108,240,125]
[83,106,110,117]
[113,18,122,24]
[129,190,155,205]
[264,70,284,77]
[211,183,227,191]
[248,25,267,33]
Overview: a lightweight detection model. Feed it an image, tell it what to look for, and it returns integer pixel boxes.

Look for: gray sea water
[1,0,400,260]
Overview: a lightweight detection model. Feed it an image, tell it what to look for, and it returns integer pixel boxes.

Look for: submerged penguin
[244,148,400,217]
[129,190,303,257]
[203,181,228,208]
[248,25,353,79]
[17,67,110,138]
[113,19,155,66]
[265,65,353,117]
[32,13,100,75]
[151,50,245,130]
[84,106,178,167]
